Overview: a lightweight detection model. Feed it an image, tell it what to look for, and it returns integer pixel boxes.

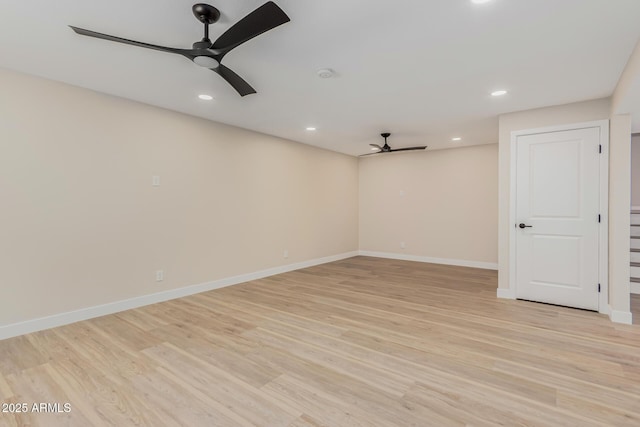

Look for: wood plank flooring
[1,256,639,426]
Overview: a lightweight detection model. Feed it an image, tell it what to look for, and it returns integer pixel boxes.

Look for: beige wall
[609,36,640,321]
[0,68,359,326]
[359,144,498,265]
[608,114,631,314]
[631,135,640,206]
[611,39,640,119]
[497,98,611,294]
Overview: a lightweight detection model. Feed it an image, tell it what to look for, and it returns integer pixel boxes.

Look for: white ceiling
[1,0,639,156]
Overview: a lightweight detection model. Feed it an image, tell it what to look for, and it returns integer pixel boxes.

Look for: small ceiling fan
[361,133,427,156]
[69,2,290,96]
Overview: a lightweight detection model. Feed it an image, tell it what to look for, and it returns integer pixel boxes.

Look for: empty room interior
[2,1,640,426]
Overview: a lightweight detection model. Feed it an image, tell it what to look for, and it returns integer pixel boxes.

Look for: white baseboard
[0,251,359,341]
[358,250,498,270]
[631,282,640,294]
[609,309,633,325]
[497,288,516,299]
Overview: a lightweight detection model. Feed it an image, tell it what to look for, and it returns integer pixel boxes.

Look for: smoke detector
[317,68,335,79]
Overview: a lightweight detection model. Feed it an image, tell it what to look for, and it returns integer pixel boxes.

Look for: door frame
[509,120,609,314]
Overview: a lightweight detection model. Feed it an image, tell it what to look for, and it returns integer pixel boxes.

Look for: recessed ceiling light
[198,94,213,100]
[371,147,379,151]
[491,90,508,97]
[452,137,462,141]
[306,127,317,131]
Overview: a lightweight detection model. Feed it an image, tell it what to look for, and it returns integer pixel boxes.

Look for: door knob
[518,223,533,229]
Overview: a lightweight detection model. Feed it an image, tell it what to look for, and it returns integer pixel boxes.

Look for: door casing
[509,120,609,314]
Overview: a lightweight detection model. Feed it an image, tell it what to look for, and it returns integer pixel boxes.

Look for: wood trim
[599,121,610,315]
[358,251,498,270]
[497,288,516,299]
[0,251,359,341]
[609,309,633,324]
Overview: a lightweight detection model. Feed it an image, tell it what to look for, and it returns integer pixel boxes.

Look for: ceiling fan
[69,2,290,96]
[362,133,427,156]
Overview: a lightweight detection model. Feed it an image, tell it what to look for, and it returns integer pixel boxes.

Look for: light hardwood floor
[1,256,639,426]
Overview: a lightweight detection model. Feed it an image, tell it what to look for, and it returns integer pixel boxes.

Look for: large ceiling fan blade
[211,1,290,58]
[389,146,428,152]
[69,26,186,56]
[369,144,383,149]
[212,64,256,96]
[359,151,382,157]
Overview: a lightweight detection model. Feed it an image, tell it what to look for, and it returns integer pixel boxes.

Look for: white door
[515,127,600,310]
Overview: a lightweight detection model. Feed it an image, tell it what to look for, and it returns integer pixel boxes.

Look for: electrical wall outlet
[283,250,289,259]
[152,176,161,186]
[400,241,406,249]
[156,270,164,282]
